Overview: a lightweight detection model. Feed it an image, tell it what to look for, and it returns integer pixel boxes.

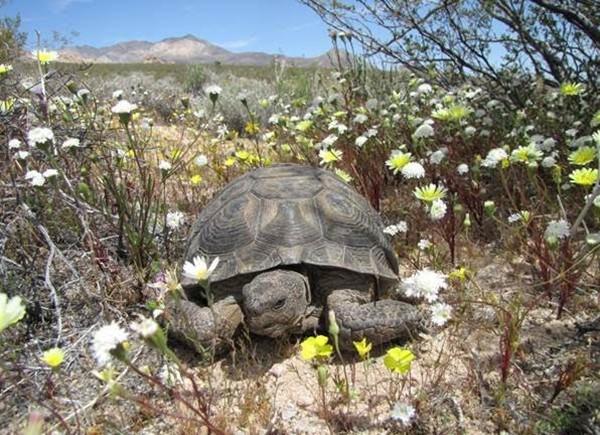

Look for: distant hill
[58,34,335,67]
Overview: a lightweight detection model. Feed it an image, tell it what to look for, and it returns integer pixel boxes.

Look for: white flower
[27,127,54,148]
[413,123,434,139]
[130,316,159,338]
[482,148,508,168]
[542,156,557,168]
[416,83,433,95]
[390,402,416,425]
[353,113,368,124]
[8,139,21,149]
[205,84,222,96]
[508,213,522,223]
[25,170,46,186]
[77,88,90,98]
[166,211,185,230]
[328,120,348,134]
[429,149,446,164]
[429,199,447,221]
[91,322,128,366]
[540,137,556,152]
[194,154,208,167]
[217,124,229,138]
[430,303,452,326]
[111,100,137,114]
[158,160,172,171]
[0,293,26,333]
[112,89,123,99]
[544,219,570,240]
[401,162,425,179]
[402,269,447,302]
[457,163,469,175]
[464,126,476,136]
[384,221,408,236]
[62,138,80,149]
[14,151,30,160]
[42,169,58,178]
[182,256,219,282]
[268,114,280,124]
[355,136,368,147]
[417,239,431,251]
[321,134,338,147]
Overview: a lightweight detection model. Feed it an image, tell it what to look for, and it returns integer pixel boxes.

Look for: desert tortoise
[168,164,421,350]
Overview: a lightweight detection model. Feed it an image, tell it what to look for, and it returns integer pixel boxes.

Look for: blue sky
[3,0,333,57]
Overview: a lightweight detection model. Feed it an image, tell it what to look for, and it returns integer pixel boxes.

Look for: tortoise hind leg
[165,295,243,353]
[327,289,423,349]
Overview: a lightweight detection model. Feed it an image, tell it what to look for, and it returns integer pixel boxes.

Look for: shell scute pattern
[184,164,399,287]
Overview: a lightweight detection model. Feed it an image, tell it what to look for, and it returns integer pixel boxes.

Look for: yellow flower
[560,82,584,96]
[383,347,415,374]
[32,49,58,64]
[224,156,236,167]
[244,121,260,135]
[300,335,333,361]
[235,150,250,161]
[0,64,13,74]
[319,148,343,166]
[568,146,597,166]
[591,111,600,128]
[385,150,412,174]
[414,183,447,202]
[510,144,543,166]
[190,174,202,185]
[41,347,65,368]
[448,267,470,282]
[353,338,372,359]
[334,168,353,183]
[0,293,26,333]
[569,168,598,186]
[432,104,471,122]
[0,98,15,113]
[296,120,313,132]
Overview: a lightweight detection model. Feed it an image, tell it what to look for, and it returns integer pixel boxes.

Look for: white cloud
[218,37,258,49]
[52,0,92,12]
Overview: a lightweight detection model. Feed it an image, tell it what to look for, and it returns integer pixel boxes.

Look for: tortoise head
[242,269,310,337]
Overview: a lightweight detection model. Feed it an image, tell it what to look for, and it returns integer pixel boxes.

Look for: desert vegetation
[1,1,599,433]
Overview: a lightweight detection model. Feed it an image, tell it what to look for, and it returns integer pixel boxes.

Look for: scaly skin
[165,295,243,352]
[327,289,423,349]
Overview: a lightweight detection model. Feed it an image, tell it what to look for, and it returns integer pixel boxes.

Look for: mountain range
[59,34,334,67]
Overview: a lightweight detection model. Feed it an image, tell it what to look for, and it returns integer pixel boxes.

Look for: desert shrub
[184,64,207,95]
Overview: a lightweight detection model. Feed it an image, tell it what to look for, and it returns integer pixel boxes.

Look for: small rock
[280,403,298,420]
[296,394,314,408]
[269,363,286,378]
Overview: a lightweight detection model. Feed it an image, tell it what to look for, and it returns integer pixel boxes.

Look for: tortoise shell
[183,164,399,288]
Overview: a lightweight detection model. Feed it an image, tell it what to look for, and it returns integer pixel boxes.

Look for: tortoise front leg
[165,295,243,353]
[327,289,423,349]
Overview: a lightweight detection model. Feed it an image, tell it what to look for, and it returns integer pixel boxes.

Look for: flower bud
[317,365,329,387]
[328,310,339,338]
[463,213,471,228]
[484,200,496,216]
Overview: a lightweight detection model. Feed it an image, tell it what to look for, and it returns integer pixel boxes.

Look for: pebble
[268,363,286,378]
